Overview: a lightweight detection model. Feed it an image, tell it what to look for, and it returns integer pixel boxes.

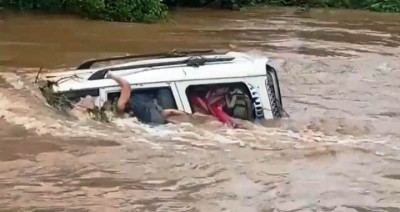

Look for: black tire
[267,76,282,119]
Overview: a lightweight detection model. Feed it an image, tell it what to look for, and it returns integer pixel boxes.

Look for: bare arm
[107,73,131,112]
[162,109,189,117]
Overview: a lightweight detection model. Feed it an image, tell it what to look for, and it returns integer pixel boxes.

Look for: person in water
[106,72,189,125]
[107,72,245,128]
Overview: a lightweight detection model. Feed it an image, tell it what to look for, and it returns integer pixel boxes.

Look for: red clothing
[191,92,236,127]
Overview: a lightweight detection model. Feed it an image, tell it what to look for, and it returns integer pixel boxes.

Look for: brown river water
[1,7,400,211]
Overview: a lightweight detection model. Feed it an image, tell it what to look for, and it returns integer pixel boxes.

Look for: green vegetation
[0,0,168,22]
[165,0,400,12]
[0,0,399,23]
[365,0,400,12]
[39,80,114,122]
[251,0,400,12]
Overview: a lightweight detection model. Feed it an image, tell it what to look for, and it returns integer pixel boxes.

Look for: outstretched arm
[106,73,131,112]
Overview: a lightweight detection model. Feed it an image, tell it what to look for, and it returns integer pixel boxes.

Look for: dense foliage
[174,0,400,12]
[0,0,399,23]
[364,0,400,12]
[230,0,400,12]
[0,0,168,22]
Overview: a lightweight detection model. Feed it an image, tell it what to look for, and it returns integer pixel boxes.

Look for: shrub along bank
[249,0,400,12]
[0,0,399,23]
[165,0,400,12]
[0,0,168,22]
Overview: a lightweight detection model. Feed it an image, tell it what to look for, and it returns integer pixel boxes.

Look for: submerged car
[37,50,286,122]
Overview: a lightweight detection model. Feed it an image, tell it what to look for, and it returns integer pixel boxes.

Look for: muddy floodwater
[1,7,400,211]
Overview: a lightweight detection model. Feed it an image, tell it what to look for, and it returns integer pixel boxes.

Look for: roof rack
[88,56,235,80]
[77,49,218,70]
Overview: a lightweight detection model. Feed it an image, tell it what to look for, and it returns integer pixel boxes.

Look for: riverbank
[1,7,400,210]
[0,0,399,23]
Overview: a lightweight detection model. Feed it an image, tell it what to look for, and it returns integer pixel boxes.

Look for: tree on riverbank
[259,0,400,12]
[1,0,399,23]
[0,0,168,22]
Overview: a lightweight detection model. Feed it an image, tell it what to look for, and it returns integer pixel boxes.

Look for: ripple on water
[1,8,400,210]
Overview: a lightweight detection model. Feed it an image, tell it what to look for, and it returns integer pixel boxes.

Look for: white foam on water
[0,58,397,153]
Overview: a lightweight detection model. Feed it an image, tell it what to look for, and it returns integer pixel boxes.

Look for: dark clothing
[129,93,166,125]
[156,88,176,109]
